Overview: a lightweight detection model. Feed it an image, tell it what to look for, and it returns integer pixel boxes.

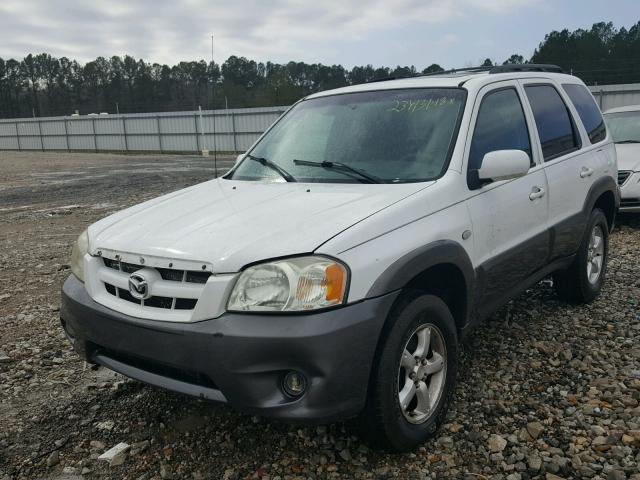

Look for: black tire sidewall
[372,293,458,451]
[577,209,609,300]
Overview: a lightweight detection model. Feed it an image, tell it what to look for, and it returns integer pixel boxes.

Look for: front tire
[553,208,609,304]
[361,292,458,451]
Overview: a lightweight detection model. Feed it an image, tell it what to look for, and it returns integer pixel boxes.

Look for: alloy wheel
[586,224,605,285]
[397,323,447,424]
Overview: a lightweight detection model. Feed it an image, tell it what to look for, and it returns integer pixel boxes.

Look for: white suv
[604,105,640,212]
[61,64,619,451]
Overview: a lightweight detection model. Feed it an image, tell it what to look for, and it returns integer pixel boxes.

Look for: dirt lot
[0,151,639,480]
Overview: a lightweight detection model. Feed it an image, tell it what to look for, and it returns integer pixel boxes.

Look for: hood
[615,143,640,171]
[89,178,431,272]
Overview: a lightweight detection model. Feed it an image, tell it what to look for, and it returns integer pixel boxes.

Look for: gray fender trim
[366,239,475,307]
[582,175,620,230]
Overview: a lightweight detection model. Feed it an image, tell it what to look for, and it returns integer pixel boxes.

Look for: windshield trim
[226,86,469,184]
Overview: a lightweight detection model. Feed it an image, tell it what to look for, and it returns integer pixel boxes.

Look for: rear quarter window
[562,83,606,144]
[525,84,580,161]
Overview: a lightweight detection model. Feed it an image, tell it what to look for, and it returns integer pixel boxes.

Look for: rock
[526,422,544,439]
[592,436,608,445]
[160,464,173,479]
[130,440,150,455]
[546,474,567,480]
[46,450,59,466]
[533,341,560,355]
[0,351,10,363]
[98,442,130,466]
[607,470,626,480]
[488,434,507,452]
[338,449,352,461]
[527,455,542,471]
[518,427,533,442]
[96,420,115,431]
[89,440,106,450]
[222,468,237,480]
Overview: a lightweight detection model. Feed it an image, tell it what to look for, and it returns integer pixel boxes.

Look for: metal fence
[0,106,288,153]
[1,83,639,153]
[589,83,640,112]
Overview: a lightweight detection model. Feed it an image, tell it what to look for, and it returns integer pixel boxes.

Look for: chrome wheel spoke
[398,380,416,410]
[413,327,431,358]
[424,352,445,375]
[592,234,602,250]
[414,382,431,416]
[401,349,415,370]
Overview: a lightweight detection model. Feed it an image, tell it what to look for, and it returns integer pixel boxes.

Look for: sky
[0,0,638,69]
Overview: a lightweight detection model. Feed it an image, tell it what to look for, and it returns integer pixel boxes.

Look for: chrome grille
[102,258,209,310]
[618,170,631,186]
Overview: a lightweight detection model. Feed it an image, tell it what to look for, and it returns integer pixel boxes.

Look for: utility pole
[211,34,218,178]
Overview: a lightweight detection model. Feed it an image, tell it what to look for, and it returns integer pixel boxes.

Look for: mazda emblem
[128,272,150,300]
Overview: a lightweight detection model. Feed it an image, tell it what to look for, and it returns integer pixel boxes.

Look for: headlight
[70,229,89,282]
[227,256,348,312]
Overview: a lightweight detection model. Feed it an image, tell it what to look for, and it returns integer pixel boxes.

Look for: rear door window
[525,85,580,161]
[562,83,606,144]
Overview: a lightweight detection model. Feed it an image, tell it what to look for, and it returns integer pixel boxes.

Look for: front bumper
[620,171,640,212]
[61,275,398,423]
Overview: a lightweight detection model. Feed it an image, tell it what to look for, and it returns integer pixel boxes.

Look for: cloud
[0,0,543,65]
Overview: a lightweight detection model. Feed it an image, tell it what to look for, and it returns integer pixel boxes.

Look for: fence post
[156,116,163,153]
[599,89,604,110]
[193,113,200,151]
[91,117,98,152]
[122,116,129,151]
[231,111,238,153]
[15,122,21,151]
[198,106,205,151]
[37,119,44,151]
[63,118,70,151]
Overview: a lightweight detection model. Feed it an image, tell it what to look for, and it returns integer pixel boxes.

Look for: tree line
[0,21,638,119]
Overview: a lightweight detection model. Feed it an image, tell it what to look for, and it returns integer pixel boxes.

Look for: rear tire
[361,292,458,452]
[553,208,608,304]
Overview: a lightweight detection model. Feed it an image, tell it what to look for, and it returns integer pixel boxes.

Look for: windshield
[229,88,467,183]
[604,111,640,143]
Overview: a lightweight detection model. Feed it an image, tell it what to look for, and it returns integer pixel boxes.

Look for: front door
[464,81,550,316]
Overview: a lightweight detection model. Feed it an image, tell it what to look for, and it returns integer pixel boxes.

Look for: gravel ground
[0,151,639,480]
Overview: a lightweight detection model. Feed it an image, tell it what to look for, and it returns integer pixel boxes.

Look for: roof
[306,69,582,100]
[603,104,640,114]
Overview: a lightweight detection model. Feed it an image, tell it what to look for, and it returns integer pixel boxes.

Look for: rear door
[519,80,600,259]
[464,81,549,314]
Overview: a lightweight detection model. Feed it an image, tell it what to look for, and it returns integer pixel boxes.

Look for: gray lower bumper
[60,275,399,423]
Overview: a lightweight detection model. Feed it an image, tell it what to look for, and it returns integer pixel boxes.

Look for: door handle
[529,186,545,201]
[580,166,594,178]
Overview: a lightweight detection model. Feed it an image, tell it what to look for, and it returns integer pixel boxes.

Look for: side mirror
[477,150,530,183]
[235,153,245,165]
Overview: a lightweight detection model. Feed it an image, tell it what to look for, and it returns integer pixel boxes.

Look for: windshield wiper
[293,159,384,184]
[615,139,640,144]
[245,154,297,182]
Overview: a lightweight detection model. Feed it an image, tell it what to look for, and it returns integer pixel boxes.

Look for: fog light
[283,371,307,397]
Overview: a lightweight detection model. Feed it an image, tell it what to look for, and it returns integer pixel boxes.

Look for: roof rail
[363,63,564,85]
[365,66,492,84]
[419,66,492,77]
[489,64,564,74]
